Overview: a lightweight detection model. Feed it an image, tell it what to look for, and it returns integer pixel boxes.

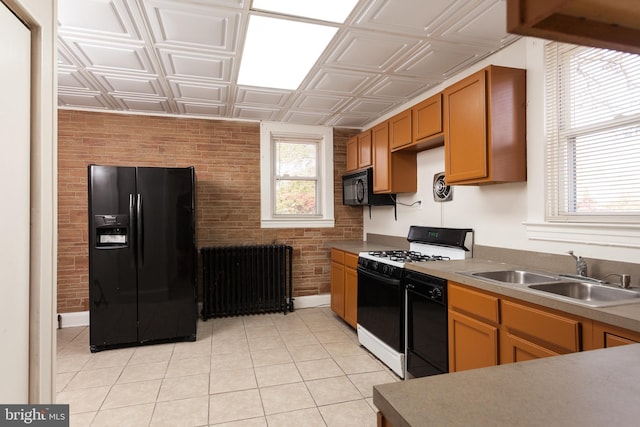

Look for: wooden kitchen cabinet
[330,249,358,328]
[506,0,640,56]
[346,130,373,172]
[411,93,444,149]
[389,109,412,150]
[372,120,417,194]
[443,65,526,185]
[501,299,581,363]
[448,283,500,372]
[591,322,640,349]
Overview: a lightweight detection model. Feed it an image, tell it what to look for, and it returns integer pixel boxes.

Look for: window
[260,122,334,228]
[545,42,640,223]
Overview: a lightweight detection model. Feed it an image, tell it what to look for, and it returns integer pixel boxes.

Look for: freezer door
[88,165,138,350]
[136,167,197,343]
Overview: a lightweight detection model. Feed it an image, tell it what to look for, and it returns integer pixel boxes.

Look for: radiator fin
[201,245,293,319]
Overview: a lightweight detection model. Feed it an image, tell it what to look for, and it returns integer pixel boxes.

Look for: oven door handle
[357,266,402,286]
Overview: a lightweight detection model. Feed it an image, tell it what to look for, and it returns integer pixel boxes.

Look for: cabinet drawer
[344,252,358,269]
[502,300,580,352]
[331,248,344,264]
[448,283,499,324]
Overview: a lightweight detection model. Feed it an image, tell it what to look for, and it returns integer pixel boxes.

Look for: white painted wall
[363,38,640,264]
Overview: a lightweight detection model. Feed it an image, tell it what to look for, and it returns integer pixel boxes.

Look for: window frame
[260,122,334,228]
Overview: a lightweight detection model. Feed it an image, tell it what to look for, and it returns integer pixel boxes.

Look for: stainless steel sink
[470,270,559,284]
[528,282,640,306]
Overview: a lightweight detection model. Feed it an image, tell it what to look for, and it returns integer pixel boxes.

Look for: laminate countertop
[374,343,640,427]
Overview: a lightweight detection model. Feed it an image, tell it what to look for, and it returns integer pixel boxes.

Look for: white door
[0,1,31,403]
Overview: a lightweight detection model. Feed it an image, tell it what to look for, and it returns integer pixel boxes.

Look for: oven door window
[357,267,404,353]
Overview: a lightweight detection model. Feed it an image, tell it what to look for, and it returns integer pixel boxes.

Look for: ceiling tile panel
[363,76,434,99]
[177,101,228,116]
[325,31,420,72]
[328,114,378,128]
[58,92,113,109]
[341,98,396,115]
[159,50,232,82]
[58,67,95,90]
[305,69,377,96]
[169,80,229,102]
[58,0,140,40]
[112,96,171,113]
[235,87,292,106]
[233,106,280,121]
[143,0,241,53]
[394,41,489,79]
[281,111,332,126]
[291,93,349,112]
[64,38,153,73]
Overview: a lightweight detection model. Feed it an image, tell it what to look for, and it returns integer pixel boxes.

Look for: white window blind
[545,42,640,223]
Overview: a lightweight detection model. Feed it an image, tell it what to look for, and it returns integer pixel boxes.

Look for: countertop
[404,259,640,333]
[328,241,403,254]
[373,343,640,427]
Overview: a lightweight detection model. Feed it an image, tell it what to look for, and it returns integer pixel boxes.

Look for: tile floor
[56,307,400,426]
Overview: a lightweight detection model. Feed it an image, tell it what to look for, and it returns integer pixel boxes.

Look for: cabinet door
[331,260,345,317]
[346,136,358,172]
[444,69,488,183]
[389,109,412,150]
[358,131,372,169]
[449,310,498,372]
[344,266,358,328]
[412,93,443,142]
[592,322,640,349]
[372,121,391,193]
[501,332,559,364]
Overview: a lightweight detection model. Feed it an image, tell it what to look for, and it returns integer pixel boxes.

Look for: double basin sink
[463,270,640,307]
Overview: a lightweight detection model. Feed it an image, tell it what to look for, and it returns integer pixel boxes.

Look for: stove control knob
[431,288,442,300]
[383,265,393,275]
[371,261,379,270]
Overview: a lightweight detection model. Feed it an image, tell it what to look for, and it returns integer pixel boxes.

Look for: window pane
[275,142,317,177]
[275,180,317,214]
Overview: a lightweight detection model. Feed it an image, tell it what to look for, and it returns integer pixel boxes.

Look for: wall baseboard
[57,294,331,328]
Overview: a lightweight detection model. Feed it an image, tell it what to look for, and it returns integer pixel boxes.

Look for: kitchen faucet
[567,250,587,276]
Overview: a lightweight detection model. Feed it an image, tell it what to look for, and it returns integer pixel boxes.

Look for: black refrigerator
[88,165,197,352]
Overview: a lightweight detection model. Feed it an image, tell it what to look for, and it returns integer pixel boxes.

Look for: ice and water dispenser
[94,215,129,248]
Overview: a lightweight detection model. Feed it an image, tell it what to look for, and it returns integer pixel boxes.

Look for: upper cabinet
[411,93,444,150]
[345,130,372,173]
[389,109,412,151]
[372,120,417,194]
[506,0,640,55]
[443,65,527,185]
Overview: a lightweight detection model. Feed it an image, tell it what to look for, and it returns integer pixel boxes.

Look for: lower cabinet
[591,322,640,349]
[330,248,358,328]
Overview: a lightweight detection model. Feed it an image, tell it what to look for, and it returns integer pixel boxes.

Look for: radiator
[201,245,294,319]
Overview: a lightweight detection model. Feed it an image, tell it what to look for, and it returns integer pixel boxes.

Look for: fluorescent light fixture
[238,15,338,90]
[252,0,359,23]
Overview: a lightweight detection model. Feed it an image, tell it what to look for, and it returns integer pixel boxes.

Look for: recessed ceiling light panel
[252,0,359,23]
[238,15,338,90]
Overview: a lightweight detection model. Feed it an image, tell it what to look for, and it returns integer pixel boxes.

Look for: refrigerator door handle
[136,193,144,266]
[129,193,136,267]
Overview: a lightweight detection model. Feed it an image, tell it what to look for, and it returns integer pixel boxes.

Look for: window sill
[524,221,640,249]
[261,218,335,229]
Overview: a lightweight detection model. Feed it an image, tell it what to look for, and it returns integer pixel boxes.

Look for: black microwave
[342,168,395,206]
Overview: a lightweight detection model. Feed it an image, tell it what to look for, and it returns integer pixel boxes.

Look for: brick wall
[57,110,362,313]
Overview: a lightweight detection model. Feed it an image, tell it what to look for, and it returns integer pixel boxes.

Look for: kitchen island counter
[374,343,640,427]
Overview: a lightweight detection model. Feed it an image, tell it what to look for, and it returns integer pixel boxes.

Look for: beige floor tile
[209,389,264,425]
[348,371,398,398]
[150,396,209,427]
[210,417,267,427]
[117,361,168,383]
[91,403,154,427]
[306,375,363,406]
[259,382,315,415]
[212,337,250,355]
[57,386,110,414]
[172,339,212,360]
[281,333,319,348]
[317,399,377,427]
[56,354,91,373]
[248,334,285,351]
[254,363,302,388]
[250,348,293,367]
[210,351,253,371]
[210,367,257,394]
[245,324,281,340]
[83,348,134,370]
[65,367,122,391]
[101,379,161,409]
[266,407,327,427]
[287,343,330,362]
[128,344,174,365]
[305,320,343,333]
[295,358,344,381]
[322,341,368,358]
[313,330,352,344]
[56,371,76,392]
[333,354,384,375]
[69,411,96,427]
[157,373,210,401]
[165,355,211,378]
